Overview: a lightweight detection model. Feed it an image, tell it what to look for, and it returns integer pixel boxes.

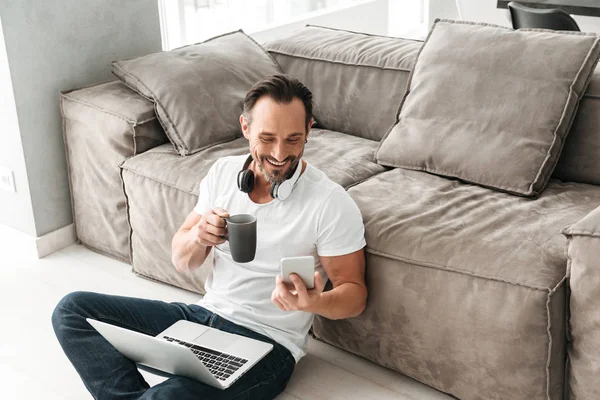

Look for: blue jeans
[52,291,295,399]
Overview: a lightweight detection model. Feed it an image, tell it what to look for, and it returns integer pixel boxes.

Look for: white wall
[0,0,162,237]
[251,0,389,43]
[159,0,389,50]
[388,0,427,39]
[0,17,36,236]
[429,0,600,32]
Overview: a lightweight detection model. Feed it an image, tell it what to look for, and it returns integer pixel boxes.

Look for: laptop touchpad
[194,329,239,351]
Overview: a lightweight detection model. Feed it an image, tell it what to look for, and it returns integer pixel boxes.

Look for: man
[52,74,367,399]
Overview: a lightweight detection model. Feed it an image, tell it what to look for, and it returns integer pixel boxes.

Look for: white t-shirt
[193,154,366,362]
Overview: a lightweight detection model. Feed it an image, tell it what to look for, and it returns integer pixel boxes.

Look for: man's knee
[51,291,92,335]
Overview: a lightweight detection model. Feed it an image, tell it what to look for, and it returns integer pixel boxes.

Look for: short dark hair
[243,74,313,132]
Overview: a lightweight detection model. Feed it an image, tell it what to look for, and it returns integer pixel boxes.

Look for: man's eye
[260,138,274,143]
[287,140,299,145]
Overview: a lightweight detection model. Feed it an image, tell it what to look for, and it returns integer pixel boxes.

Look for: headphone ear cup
[238,170,254,193]
[274,181,293,200]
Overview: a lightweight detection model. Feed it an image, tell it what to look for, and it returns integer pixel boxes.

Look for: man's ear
[306,118,314,139]
[240,114,250,139]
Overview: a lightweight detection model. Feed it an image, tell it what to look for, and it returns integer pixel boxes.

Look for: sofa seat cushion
[353,168,600,288]
[119,129,386,293]
[311,168,600,399]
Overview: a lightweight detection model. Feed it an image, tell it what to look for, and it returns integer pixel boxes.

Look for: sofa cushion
[375,19,600,197]
[264,25,421,141]
[555,67,600,185]
[119,129,386,293]
[313,167,600,400]
[355,168,600,289]
[112,30,282,156]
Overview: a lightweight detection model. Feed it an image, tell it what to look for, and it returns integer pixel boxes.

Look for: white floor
[0,227,454,400]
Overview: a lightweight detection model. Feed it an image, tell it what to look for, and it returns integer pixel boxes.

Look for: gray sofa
[61,25,600,399]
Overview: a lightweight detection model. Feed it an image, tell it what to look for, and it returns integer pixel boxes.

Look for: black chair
[508,2,580,31]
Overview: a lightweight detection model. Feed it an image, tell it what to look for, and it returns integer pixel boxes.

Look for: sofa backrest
[554,70,600,186]
[266,25,600,186]
[264,25,421,142]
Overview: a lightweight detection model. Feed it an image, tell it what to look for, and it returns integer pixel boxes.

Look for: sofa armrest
[564,206,600,237]
[562,206,600,400]
[61,80,168,262]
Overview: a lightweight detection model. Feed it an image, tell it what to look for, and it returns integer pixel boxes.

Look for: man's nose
[272,142,287,161]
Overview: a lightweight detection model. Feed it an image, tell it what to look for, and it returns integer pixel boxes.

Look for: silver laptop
[86,318,273,389]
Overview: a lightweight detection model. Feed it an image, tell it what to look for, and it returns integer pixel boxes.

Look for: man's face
[241,96,311,185]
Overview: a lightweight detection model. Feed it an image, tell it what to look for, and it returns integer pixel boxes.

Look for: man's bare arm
[307,249,367,320]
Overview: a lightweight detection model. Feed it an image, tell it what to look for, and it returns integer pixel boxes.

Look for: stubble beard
[255,148,304,185]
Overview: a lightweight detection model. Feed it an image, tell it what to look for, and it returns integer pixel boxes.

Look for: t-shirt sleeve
[317,188,366,257]
[193,160,220,216]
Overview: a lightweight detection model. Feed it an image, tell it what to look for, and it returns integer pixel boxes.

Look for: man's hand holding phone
[271,256,326,312]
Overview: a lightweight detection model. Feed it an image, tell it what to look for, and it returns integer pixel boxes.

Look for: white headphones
[237,154,303,200]
[271,157,303,200]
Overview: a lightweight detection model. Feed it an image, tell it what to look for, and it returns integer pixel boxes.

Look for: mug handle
[219,217,229,240]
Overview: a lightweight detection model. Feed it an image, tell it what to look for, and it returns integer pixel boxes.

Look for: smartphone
[280,256,315,289]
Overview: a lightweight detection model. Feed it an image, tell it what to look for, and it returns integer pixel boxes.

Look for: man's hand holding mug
[192,207,230,247]
[193,208,257,263]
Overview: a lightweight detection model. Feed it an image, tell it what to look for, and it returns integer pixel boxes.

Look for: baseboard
[36,223,76,258]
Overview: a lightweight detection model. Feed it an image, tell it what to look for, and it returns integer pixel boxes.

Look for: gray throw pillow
[112,30,282,156]
[375,19,600,197]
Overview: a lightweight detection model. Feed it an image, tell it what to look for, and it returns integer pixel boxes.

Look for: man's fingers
[278,287,295,307]
[277,275,295,293]
[271,289,286,310]
[276,275,290,296]
[290,274,308,297]
[196,233,224,247]
[204,222,227,238]
[275,276,295,308]
[196,224,225,246]
[212,208,230,220]
[273,298,286,311]
[277,293,293,310]
[207,213,228,228]
[314,271,325,293]
[199,211,228,244]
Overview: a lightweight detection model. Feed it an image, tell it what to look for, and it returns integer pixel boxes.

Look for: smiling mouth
[267,158,287,167]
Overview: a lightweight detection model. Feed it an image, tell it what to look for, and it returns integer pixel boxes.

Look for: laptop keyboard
[163,335,248,381]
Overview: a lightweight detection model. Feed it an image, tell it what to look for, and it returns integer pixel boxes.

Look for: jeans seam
[95,313,158,336]
[208,313,218,328]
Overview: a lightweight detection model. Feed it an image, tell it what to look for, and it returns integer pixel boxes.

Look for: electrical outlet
[0,166,16,193]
